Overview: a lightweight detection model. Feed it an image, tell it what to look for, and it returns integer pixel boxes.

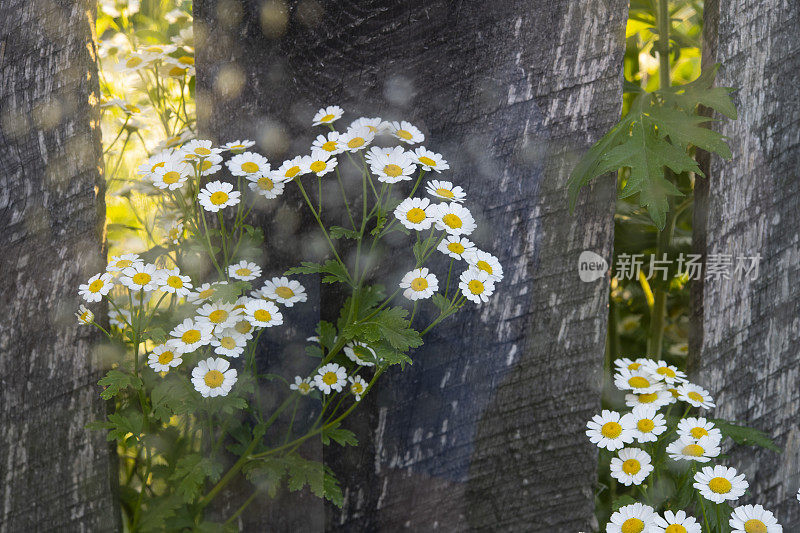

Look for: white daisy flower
[181,139,221,160]
[366,146,416,183]
[399,267,438,301]
[228,260,262,281]
[165,220,183,244]
[227,152,270,177]
[198,181,241,212]
[412,147,449,172]
[170,318,214,352]
[676,383,716,409]
[339,125,375,152]
[606,502,657,533]
[304,149,338,177]
[116,53,150,73]
[621,405,667,443]
[343,341,376,367]
[120,262,160,292]
[615,357,651,372]
[311,131,344,155]
[137,150,179,177]
[243,300,283,328]
[464,249,504,283]
[434,202,476,236]
[349,375,368,401]
[162,59,195,78]
[109,308,132,329]
[191,357,238,398]
[666,435,721,463]
[614,367,663,395]
[151,157,192,190]
[609,447,653,486]
[247,173,285,199]
[625,389,675,409]
[459,269,495,304]
[426,179,465,202]
[211,328,247,357]
[232,315,255,340]
[221,139,255,153]
[387,120,424,144]
[155,268,193,297]
[394,197,435,231]
[107,253,142,272]
[694,465,748,504]
[729,505,782,533]
[196,301,239,332]
[642,359,688,385]
[187,281,227,304]
[79,272,114,302]
[653,510,701,533]
[312,105,344,126]
[195,153,224,176]
[585,410,635,451]
[290,376,315,395]
[76,305,94,325]
[271,156,306,183]
[147,341,184,372]
[677,417,723,443]
[260,277,307,307]
[349,117,383,134]
[139,44,177,60]
[314,363,347,394]
[437,235,477,260]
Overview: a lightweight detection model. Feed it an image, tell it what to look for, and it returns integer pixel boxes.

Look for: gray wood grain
[195,0,626,529]
[691,0,800,525]
[0,0,117,530]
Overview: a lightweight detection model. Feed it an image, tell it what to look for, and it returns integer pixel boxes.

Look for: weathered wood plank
[0,1,117,530]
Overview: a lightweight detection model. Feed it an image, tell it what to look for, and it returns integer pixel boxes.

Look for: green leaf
[612,494,637,511]
[329,225,360,240]
[373,342,413,368]
[139,245,168,264]
[344,307,422,352]
[666,65,738,119]
[98,369,143,400]
[244,458,286,498]
[137,495,183,532]
[316,321,337,351]
[142,327,167,344]
[102,410,144,444]
[170,454,223,502]
[323,466,344,507]
[285,260,350,285]
[432,293,451,314]
[284,453,324,496]
[150,376,194,423]
[321,423,358,447]
[647,106,732,159]
[712,419,782,453]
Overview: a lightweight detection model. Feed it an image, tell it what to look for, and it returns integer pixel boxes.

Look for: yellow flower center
[194,147,211,156]
[322,371,338,385]
[628,362,641,370]
[442,213,462,229]
[158,351,174,365]
[199,160,213,171]
[708,477,732,494]
[257,177,274,191]
[637,419,655,432]
[682,444,705,457]
[132,273,151,286]
[310,161,327,173]
[419,156,436,166]
[298,382,310,393]
[322,141,338,151]
[628,376,651,389]
[638,393,658,403]
[687,391,704,402]
[476,260,493,275]
[384,164,403,177]
[79,311,92,322]
[199,288,215,299]
[601,421,622,439]
[436,187,454,198]
[208,309,228,323]
[622,459,641,475]
[220,337,237,349]
[182,329,201,344]
[162,171,181,184]
[253,309,271,322]
[178,56,194,65]
[275,286,295,299]
[396,129,412,140]
[167,275,184,289]
[406,207,427,224]
[665,526,687,533]
[168,66,188,77]
[126,56,143,68]
[351,383,364,394]
[744,519,767,533]
[468,279,485,295]
[89,279,104,292]
[411,277,428,291]
[241,161,260,173]
[690,427,709,438]
[657,366,676,378]
[210,191,229,205]
[668,388,680,397]
[447,242,465,254]
[236,268,252,277]
[347,137,365,148]
[320,113,335,122]
[621,518,644,533]
[235,320,252,334]
[204,369,224,388]
[284,165,301,178]
[146,46,163,53]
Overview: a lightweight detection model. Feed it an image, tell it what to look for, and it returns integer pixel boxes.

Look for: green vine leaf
[712,419,782,453]
[321,422,359,447]
[285,260,350,285]
[98,369,143,400]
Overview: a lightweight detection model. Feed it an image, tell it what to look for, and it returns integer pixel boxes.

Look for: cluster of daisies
[114,42,195,79]
[78,254,308,398]
[591,357,784,532]
[288,341,377,402]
